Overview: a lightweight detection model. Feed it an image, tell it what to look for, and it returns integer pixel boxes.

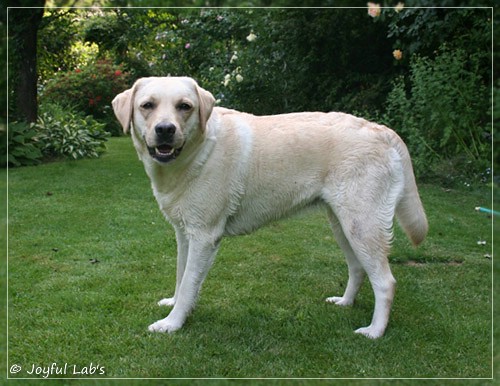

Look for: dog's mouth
[148,144,183,163]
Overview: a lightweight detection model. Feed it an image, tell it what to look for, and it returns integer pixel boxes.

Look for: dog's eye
[177,103,192,111]
[141,102,154,110]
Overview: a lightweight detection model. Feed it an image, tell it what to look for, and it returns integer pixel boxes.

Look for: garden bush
[148,8,394,116]
[40,60,130,136]
[26,6,492,184]
[383,46,491,185]
[84,9,394,116]
[2,121,44,167]
[32,103,110,160]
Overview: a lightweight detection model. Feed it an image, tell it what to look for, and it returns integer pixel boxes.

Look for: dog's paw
[354,325,384,339]
[325,296,353,306]
[148,317,183,333]
[158,298,175,307]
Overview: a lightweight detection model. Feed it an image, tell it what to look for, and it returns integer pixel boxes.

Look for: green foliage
[83,12,125,53]
[25,7,493,184]
[204,9,391,114]
[2,121,44,167]
[38,9,80,80]
[32,104,110,160]
[79,8,395,115]
[384,46,491,185]
[83,9,177,79]
[40,60,130,136]
[386,6,491,66]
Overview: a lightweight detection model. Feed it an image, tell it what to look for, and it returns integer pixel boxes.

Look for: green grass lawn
[4,137,496,382]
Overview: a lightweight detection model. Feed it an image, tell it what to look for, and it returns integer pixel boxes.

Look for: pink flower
[185,43,191,49]
[367,2,381,18]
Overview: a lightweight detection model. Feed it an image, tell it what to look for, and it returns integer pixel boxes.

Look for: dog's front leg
[158,228,189,307]
[148,235,221,333]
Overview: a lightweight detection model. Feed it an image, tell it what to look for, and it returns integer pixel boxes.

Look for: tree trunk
[8,1,45,123]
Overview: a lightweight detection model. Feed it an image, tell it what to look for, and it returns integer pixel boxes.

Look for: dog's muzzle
[147,123,183,163]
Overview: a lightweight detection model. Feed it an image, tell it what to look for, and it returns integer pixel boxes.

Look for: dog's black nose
[155,123,176,140]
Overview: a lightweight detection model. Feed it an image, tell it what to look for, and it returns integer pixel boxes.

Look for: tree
[8,0,45,123]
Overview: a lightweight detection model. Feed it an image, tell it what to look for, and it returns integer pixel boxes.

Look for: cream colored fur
[112,77,428,339]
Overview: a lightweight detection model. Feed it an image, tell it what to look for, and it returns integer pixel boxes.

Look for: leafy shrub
[2,121,43,167]
[40,59,130,136]
[33,103,110,160]
[108,8,394,116]
[384,46,491,184]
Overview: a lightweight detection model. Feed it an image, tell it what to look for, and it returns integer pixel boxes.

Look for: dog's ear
[196,83,215,132]
[112,84,137,134]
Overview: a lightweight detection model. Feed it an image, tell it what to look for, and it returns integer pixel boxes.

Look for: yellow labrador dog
[112,77,427,339]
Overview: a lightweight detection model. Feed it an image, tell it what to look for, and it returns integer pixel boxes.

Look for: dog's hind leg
[338,209,396,339]
[323,184,398,338]
[325,207,365,306]
[332,212,396,338]
[352,243,396,339]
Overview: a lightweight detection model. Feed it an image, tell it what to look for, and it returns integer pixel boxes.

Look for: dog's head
[112,77,215,164]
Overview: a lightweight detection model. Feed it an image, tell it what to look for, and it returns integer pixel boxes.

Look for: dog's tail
[394,139,428,246]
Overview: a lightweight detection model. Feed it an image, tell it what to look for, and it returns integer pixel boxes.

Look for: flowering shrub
[147,10,263,110]
[76,8,400,115]
[40,7,490,183]
[367,5,492,185]
[383,47,490,184]
[40,60,130,136]
[141,9,394,115]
